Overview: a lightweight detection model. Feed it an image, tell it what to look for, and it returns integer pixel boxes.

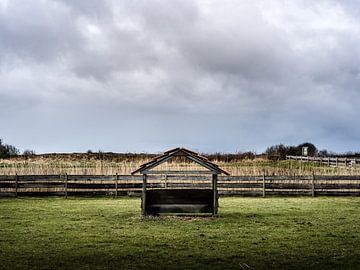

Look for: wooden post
[115,173,118,198]
[344,158,347,167]
[142,174,147,216]
[64,173,68,199]
[311,172,315,197]
[262,173,266,198]
[164,175,168,189]
[327,157,330,166]
[212,174,218,215]
[15,173,18,197]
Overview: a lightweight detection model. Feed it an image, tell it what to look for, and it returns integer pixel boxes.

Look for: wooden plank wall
[0,174,359,197]
[145,189,214,214]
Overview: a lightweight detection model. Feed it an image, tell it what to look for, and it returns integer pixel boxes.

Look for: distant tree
[23,149,36,157]
[318,149,329,157]
[0,139,20,158]
[6,145,20,156]
[297,142,317,157]
[265,144,288,160]
[265,142,318,159]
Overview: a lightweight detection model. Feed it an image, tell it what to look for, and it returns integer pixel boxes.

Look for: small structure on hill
[131,147,230,216]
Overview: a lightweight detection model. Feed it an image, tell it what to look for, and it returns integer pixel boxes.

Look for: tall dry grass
[0,157,359,176]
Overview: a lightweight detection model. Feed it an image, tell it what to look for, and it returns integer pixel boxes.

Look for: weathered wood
[66,191,113,196]
[64,173,68,199]
[136,155,176,174]
[0,175,15,181]
[264,175,313,181]
[218,180,264,185]
[17,175,63,181]
[66,183,118,189]
[132,147,229,175]
[146,204,212,214]
[144,170,214,175]
[219,176,263,181]
[314,191,360,196]
[162,183,211,188]
[186,154,223,174]
[166,175,210,181]
[314,183,360,189]
[145,189,214,215]
[1,174,360,198]
[163,175,167,188]
[262,174,265,198]
[315,175,360,180]
[220,175,313,181]
[218,182,263,187]
[212,174,218,215]
[146,189,213,204]
[218,190,263,196]
[117,175,143,181]
[15,174,18,197]
[8,174,360,182]
[264,183,313,189]
[142,174,147,216]
[0,182,17,188]
[16,191,65,196]
[67,175,114,181]
[311,172,315,197]
[265,191,313,196]
[17,180,64,184]
[115,173,118,198]
[0,192,17,197]
[18,183,65,188]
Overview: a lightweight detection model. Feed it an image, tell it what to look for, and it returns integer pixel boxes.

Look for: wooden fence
[286,155,360,167]
[0,174,359,197]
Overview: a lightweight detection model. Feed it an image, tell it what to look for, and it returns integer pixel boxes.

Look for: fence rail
[0,174,359,197]
[286,155,360,167]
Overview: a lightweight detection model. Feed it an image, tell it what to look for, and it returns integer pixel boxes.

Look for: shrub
[0,139,20,158]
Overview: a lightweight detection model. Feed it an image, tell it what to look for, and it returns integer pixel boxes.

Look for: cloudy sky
[1,0,360,154]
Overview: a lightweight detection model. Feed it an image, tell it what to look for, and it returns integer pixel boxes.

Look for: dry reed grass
[1,156,359,176]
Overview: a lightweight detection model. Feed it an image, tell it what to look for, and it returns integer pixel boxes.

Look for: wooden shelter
[131,147,230,216]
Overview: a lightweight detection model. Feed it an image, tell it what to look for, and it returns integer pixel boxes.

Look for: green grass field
[0,197,359,270]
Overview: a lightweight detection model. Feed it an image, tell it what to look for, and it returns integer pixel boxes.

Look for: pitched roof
[131,147,230,175]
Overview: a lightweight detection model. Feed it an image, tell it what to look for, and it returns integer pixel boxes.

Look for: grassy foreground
[0,197,359,270]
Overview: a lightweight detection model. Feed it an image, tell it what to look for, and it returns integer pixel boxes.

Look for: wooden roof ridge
[179,148,230,175]
[131,147,230,175]
[163,147,181,154]
[178,148,224,170]
[136,147,184,169]
[185,154,229,175]
[179,148,210,161]
[138,152,171,168]
[131,148,181,174]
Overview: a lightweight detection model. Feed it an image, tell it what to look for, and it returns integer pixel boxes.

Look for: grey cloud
[66,0,200,80]
[0,0,360,153]
[54,0,112,17]
[0,1,81,63]
[129,0,200,35]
